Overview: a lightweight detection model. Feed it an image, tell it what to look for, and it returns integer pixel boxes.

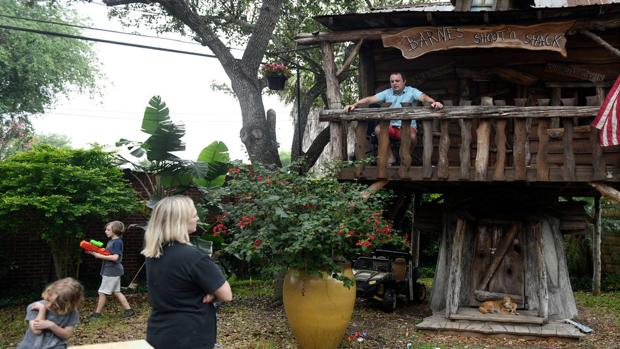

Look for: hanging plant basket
[267,75,288,90]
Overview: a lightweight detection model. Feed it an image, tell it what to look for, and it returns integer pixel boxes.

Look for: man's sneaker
[122,309,135,319]
[88,312,102,321]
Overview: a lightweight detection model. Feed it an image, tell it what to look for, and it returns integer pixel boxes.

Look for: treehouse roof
[313,3,620,32]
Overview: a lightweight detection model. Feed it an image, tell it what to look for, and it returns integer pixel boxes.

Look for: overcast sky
[31,1,292,162]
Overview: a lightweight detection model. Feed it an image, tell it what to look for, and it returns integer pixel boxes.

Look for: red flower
[253,239,262,250]
[212,223,227,237]
[257,176,263,182]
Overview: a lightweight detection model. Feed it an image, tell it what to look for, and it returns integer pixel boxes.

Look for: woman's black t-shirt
[145,243,226,349]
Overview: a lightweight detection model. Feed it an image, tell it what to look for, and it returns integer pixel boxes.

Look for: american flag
[592,74,620,147]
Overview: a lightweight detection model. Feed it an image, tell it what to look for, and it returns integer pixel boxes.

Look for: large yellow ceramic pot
[283,267,356,349]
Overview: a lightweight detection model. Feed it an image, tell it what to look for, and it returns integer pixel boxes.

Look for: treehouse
[297,0,620,340]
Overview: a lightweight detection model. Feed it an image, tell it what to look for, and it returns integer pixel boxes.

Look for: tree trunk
[234,78,282,166]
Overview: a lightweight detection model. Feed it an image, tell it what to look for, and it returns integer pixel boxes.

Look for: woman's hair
[42,278,84,315]
[142,196,195,258]
[106,220,125,237]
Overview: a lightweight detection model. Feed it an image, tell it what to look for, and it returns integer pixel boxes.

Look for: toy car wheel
[382,288,396,312]
[413,283,427,303]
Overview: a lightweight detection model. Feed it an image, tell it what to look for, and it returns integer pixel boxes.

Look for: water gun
[80,240,111,256]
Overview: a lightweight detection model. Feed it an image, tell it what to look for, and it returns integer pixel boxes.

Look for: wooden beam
[590,128,606,181]
[438,120,450,179]
[354,121,367,177]
[336,39,364,77]
[377,121,390,179]
[319,106,599,122]
[514,119,527,180]
[534,222,549,322]
[459,119,472,180]
[591,183,620,204]
[399,121,412,179]
[361,180,389,201]
[593,195,602,296]
[537,119,550,181]
[423,120,433,179]
[445,218,467,318]
[563,119,576,181]
[580,29,620,59]
[474,119,490,181]
[494,119,507,181]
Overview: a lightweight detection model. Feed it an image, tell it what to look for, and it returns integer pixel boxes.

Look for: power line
[0,24,219,58]
[0,13,245,52]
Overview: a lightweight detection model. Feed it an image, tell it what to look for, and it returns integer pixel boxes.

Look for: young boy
[87,220,135,320]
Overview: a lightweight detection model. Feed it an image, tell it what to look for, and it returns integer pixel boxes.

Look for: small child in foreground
[16,277,84,349]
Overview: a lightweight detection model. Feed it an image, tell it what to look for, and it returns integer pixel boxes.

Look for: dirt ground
[2,292,619,349]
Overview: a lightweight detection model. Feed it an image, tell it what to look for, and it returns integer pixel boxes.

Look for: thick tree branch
[292,78,325,160]
[302,126,330,172]
[242,0,284,71]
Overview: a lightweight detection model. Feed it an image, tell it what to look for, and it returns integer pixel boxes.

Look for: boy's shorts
[98,276,121,295]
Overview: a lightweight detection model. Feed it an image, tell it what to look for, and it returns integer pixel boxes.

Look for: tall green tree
[101,0,376,168]
[0,146,140,279]
[0,0,99,157]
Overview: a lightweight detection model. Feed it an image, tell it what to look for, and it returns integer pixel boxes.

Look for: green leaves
[0,145,141,278]
[213,163,405,278]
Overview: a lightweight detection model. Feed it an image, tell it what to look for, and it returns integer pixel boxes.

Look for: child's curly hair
[42,278,84,315]
[106,220,126,237]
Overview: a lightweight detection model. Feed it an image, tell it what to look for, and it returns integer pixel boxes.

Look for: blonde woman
[143,196,232,349]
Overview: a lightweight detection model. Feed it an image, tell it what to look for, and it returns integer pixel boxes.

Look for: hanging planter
[267,75,288,90]
[261,63,291,91]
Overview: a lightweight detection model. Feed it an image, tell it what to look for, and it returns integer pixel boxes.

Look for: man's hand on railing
[431,101,443,110]
[343,104,356,113]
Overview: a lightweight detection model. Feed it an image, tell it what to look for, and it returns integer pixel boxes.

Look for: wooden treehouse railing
[319,105,617,183]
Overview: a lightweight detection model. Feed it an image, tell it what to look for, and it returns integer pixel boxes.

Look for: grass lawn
[1,279,619,348]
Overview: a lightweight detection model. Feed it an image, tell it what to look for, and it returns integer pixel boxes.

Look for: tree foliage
[100,0,381,168]
[0,0,99,116]
[0,146,140,279]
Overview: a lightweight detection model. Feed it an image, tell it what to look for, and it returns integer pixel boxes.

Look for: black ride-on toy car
[352,249,427,312]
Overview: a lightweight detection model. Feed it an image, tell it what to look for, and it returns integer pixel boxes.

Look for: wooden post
[550,87,561,128]
[536,119,550,181]
[446,218,467,318]
[494,119,506,181]
[590,128,605,181]
[562,118,576,181]
[377,121,390,179]
[438,120,450,179]
[459,119,472,180]
[514,119,527,180]
[399,120,412,179]
[423,120,433,179]
[320,41,344,161]
[534,222,549,322]
[593,195,602,296]
[355,121,368,178]
[475,121,491,180]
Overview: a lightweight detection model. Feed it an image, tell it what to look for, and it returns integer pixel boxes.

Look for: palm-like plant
[116,96,229,208]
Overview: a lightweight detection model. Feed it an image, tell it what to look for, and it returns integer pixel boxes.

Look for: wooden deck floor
[416,313,584,339]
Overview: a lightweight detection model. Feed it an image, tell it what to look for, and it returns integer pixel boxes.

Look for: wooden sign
[544,63,606,82]
[382,21,575,60]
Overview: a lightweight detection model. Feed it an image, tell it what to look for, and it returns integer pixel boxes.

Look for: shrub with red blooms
[211,163,407,284]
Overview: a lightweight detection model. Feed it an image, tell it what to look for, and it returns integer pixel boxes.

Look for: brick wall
[0,171,203,292]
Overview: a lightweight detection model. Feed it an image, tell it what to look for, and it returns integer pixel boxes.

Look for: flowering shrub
[260,63,291,77]
[208,163,406,282]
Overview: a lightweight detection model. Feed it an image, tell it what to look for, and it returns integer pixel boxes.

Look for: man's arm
[344,95,381,112]
[419,93,443,110]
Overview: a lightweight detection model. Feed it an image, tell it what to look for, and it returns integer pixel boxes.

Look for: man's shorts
[98,276,121,295]
[388,126,417,141]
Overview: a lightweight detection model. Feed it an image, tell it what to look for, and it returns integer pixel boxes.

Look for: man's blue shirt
[374,86,423,128]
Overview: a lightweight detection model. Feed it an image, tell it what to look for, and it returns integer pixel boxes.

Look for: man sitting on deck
[344,71,443,164]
